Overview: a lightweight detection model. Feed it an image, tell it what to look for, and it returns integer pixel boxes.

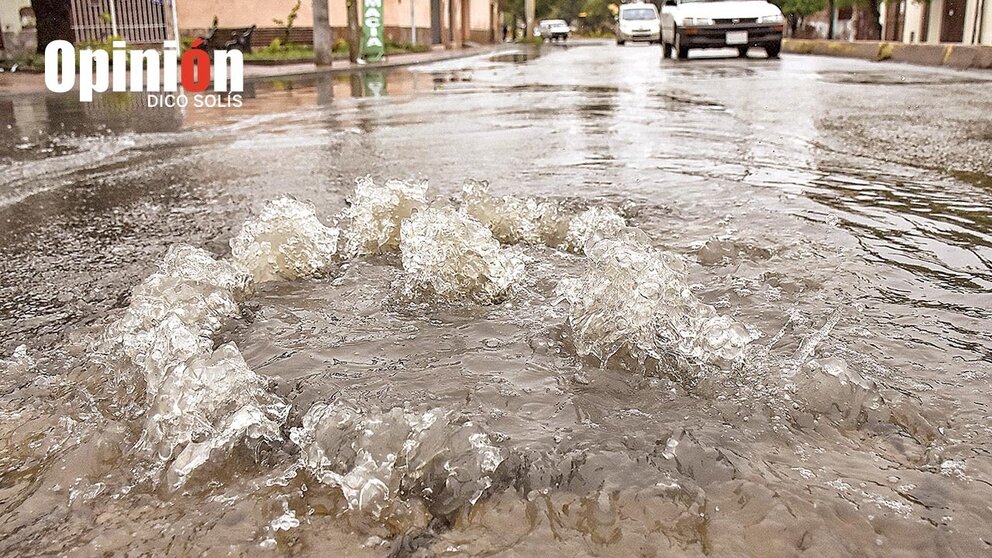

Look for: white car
[616,3,661,45]
[538,19,570,42]
[660,0,785,59]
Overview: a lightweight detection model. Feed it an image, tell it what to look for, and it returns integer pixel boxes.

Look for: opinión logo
[44,39,244,107]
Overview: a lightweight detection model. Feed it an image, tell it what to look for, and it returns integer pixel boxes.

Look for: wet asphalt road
[2,40,992,556]
[1,40,990,354]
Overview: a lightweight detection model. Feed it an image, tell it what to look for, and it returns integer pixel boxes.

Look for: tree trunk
[31,0,74,53]
[313,0,333,66]
[857,0,883,40]
[828,0,835,39]
[347,0,361,63]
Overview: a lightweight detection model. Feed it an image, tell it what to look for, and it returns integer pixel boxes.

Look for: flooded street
[2,41,992,556]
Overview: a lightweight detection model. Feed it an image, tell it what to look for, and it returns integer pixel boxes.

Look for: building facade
[6,0,496,51]
[883,0,991,44]
[177,0,498,47]
[0,0,36,57]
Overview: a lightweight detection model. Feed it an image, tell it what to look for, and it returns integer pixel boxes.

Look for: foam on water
[230,197,340,282]
[461,180,564,245]
[562,207,627,254]
[460,181,626,254]
[556,232,756,367]
[140,343,290,489]
[96,245,288,488]
[343,176,429,257]
[400,207,525,304]
[289,402,503,523]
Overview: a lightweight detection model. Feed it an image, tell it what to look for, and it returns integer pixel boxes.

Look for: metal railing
[70,0,171,44]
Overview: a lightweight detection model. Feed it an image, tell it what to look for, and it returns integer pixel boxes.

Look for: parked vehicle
[660,0,784,59]
[616,3,661,45]
[537,20,571,42]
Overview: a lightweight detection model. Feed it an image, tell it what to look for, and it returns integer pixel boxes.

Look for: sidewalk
[783,38,992,70]
[243,43,514,80]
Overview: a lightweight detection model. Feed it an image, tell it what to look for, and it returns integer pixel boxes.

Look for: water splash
[461,180,564,245]
[790,357,882,429]
[563,207,627,254]
[289,402,503,522]
[343,176,428,257]
[400,207,525,304]
[95,245,288,488]
[140,343,290,489]
[460,181,626,254]
[230,197,340,282]
[556,232,755,367]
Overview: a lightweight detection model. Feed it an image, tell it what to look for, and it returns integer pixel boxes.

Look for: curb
[782,39,992,70]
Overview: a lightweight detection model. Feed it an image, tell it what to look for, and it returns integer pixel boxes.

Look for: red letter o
[181,42,211,92]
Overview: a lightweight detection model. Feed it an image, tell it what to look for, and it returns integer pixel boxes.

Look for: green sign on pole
[361,0,385,63]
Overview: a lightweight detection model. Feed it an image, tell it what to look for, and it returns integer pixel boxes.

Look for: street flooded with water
[2,42,992,556]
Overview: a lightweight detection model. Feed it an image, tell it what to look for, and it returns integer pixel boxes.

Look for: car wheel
[674,29,689,60]
[738,46,748,58]
[766,41,781,58]
[662,41,673,59]
[617,39,626,46]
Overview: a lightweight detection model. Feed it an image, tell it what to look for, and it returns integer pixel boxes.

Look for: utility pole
[347,0,361,62]
[166,0,180,43]
[313,0,333,66]
[524,0,534,37]
[410,0,416,44]
[109,0,119,38]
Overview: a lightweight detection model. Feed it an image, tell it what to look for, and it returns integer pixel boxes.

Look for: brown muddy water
[1,43,992,557]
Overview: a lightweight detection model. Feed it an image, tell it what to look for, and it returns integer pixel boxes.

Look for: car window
[620,8,658,20]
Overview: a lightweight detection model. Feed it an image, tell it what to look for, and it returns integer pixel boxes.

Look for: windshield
[541,20,567,26]
[678,0,734,3]
[621,8,658,19]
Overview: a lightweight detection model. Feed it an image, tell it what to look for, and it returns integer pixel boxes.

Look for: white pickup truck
[660,0,785,59]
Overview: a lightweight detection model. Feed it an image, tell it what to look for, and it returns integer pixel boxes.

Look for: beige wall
[177,0,493,41]
[379,0,433,30]
[895,0,992,45]
[0,0,31,33]
[469,0,490,31]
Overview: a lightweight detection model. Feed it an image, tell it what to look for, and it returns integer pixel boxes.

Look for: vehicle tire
[674,29,689,60]
[662,41,673,59]
[737,46,748,58]
[617,38,626,45]
[766,41,781,58]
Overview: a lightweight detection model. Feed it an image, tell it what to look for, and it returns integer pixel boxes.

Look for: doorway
[939,0,966,42]
[883,0,905,41]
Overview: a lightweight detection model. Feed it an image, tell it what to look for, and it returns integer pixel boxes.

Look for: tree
[771,0,826,35]
[346,0,360,62]
[273,0,303,44]
[551,0,586,22]
[851,0,883,40]
[580,0,615,34]
[31,0,73,53]
[313,0,333,66]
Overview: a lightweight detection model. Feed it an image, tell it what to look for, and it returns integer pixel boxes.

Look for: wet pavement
[1,40,992,556]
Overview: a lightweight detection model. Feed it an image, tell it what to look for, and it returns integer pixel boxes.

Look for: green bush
[243,41,315,61]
